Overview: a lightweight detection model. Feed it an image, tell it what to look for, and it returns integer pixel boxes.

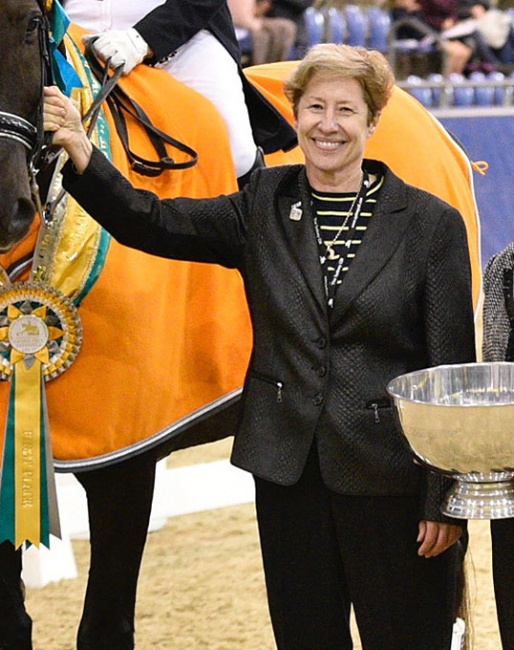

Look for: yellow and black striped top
[311,174,384,289]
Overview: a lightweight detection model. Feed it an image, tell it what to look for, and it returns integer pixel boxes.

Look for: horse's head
[0,0,51,251]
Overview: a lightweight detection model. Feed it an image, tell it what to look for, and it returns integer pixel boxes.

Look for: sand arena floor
[23,438,502,650]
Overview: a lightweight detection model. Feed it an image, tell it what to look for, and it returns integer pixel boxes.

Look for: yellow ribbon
[13,361,42,548]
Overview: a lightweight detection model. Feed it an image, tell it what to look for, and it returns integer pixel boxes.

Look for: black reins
[1,0,199,238]
[83,40,198,177]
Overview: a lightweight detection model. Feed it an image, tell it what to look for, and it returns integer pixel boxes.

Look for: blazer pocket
[366,397,393,423]
[248,370,284,403]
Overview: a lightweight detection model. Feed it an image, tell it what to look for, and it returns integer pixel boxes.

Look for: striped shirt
[311,174,383,290]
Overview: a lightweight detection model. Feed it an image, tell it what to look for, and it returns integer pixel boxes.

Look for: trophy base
[443,480,514,519]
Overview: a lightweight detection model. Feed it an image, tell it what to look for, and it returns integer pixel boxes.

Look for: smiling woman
[284,46,392,193]
[42,42,477,650]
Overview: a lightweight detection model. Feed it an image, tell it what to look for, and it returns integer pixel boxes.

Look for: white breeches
[65,0,258,177]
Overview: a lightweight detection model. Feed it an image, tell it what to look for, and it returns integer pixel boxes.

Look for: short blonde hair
[284,43,395,124]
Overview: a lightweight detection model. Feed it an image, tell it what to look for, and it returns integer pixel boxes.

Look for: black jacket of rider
[134,0,298,155]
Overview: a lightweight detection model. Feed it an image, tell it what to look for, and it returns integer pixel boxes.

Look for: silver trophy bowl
[387,362,514,519]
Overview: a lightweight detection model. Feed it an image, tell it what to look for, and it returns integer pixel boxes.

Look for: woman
[44,43,476,649]
[63,0,297,187]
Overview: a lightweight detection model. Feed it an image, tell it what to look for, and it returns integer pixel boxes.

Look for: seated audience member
[228,0,297,65]
[266,0,316,58]
[458,0,514,65]
[391,0,501,73]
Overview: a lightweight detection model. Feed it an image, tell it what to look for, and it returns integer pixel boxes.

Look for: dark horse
[0,0,47,251]
[0,2,246,649]
[0,4,165,647]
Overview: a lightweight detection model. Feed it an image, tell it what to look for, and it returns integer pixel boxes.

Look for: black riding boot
[0,541,32,650]
[75,451,156,650]
[237,147,266,190]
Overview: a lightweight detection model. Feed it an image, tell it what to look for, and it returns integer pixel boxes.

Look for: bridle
[0,0,54,217]
[0,0,199,234]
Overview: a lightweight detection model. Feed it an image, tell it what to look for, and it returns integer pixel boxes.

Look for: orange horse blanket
[0,34,481,467]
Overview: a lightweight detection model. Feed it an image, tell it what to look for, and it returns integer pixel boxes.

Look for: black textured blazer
[63,152,477,522]
[133,0,297,154]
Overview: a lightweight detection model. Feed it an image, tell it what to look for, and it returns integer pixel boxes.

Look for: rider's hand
[83,28,150,75]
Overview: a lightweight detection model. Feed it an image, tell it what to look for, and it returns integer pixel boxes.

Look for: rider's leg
[75,451,156,650]
[161,31,259,181]
[0,541,32,650]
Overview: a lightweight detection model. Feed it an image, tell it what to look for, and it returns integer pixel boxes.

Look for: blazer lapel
[331,169,411,322]
[278,170,327,312]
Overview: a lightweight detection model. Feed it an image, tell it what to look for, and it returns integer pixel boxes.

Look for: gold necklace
[325,174,364,261]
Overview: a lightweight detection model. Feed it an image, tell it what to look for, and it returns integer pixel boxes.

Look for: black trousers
[254,446,462,650]
[0,452,156,650]
[491,518,514,650]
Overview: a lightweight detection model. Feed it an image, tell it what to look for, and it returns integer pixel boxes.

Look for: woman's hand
[43,86,93,173]
[417,520,463,557]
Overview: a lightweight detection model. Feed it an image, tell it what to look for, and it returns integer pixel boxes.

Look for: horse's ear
[38,0,53,14]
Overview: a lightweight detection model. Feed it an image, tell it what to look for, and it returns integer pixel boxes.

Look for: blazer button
[313,394,324,406]
[317,366,327,377]
[317,337,327,349]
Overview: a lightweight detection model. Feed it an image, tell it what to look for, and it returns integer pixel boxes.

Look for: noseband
[0,1,54,210]
[0,112,38,151]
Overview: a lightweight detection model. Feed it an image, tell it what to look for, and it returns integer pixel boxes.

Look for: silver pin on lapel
[289,201,302,221]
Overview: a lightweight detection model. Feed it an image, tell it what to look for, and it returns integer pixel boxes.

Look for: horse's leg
[0,541,32,649]
[74,450,157,650]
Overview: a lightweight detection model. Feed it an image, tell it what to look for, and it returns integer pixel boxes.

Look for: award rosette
[0,282,82,548]
[0,23,109,550]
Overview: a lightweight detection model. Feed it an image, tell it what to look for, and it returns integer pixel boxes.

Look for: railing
[398,74,514,112]
[386,17,450,78]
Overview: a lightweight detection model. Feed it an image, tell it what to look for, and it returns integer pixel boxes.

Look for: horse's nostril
[10,197,36,238]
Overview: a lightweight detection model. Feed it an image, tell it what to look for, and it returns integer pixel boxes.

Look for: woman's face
[296,72,376,191]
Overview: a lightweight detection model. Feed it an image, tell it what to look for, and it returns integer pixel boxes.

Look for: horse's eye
[27,17,41,33]
[25,14,42,41]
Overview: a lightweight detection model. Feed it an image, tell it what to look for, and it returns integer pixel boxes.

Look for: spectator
[458,0,514,65]
[266,0,316,57]
[391,0,474,73]
[228,0,297,65]
[391,0,509,73]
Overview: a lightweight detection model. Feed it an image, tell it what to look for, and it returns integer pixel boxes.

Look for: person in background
[63,0,297,188]
[391,0,503,73]
[391,0,474,73]
[44,42,475,650]
[457,0,514,67]
[227,0,297,65]
[265,0,316,57]
[482,243,514,650]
